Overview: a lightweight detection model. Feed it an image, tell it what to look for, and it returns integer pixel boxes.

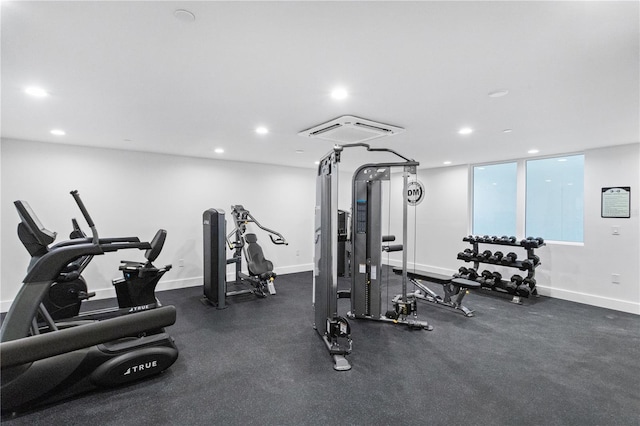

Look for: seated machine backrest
[244,233,272,275]
[145,229,167,263]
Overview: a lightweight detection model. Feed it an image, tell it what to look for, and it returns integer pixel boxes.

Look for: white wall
[382,165,469,275]
[1,138,316,311]
[3,140,638,314]
[542,143,639,313]
[387,143,639,314]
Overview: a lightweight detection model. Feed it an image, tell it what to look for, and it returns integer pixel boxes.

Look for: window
[526,155,584,242]
[471,154,585,243]
[472,162,517,236]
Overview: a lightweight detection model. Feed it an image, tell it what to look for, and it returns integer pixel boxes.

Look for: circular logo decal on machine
[407,180,425,206]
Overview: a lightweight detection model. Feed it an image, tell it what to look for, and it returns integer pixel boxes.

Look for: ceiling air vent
[298,115,404,144]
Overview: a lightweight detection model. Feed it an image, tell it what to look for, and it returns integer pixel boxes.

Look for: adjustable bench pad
[451,278,481,289]
[392,268,452,284]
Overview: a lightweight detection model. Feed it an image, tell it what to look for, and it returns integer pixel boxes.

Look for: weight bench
[392,268,480,317]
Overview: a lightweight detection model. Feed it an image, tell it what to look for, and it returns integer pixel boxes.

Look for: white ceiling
[2,1,638,170]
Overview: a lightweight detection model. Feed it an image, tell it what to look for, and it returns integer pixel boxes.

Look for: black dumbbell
[522,237,544,249]
[530,255,540,266]
[517,277,536,297]
[477,250,492,261]
[456,266,469,278]
[508,236,517,243]
[516,281,531,297]
[466,269,479,281]
[480,270,493,287]
[481,235,491,242]
[502,252,518,265]
[520,238,537,249]
[457,248,474,261]
[488,251,503,263]
[492,271,502,288]
[507,274,523,294]
[463,235,475,242]
[520,259,534,271]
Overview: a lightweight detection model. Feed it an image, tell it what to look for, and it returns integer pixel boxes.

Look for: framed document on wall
[601,187,631,218]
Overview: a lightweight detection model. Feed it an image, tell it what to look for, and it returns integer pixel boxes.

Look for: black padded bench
[393,268,479,317]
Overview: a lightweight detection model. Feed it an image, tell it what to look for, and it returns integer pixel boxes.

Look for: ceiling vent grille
[298,115,404,144]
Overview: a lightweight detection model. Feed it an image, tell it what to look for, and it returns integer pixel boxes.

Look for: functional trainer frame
[313,143,431,371]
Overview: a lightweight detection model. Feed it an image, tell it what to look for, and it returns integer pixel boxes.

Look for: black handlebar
[70,190,99,244]
[70,190,95,228]
[269,235,288,245]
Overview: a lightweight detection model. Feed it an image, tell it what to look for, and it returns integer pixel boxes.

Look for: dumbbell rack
[457,236,544,304]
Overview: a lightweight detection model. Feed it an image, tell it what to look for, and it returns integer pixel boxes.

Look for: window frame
[470,152,585,245]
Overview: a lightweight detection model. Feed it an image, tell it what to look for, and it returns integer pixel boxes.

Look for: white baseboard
[535,285,640,315]
[385,260,639,315]
[3,264,636,315]
[1,265,315,313]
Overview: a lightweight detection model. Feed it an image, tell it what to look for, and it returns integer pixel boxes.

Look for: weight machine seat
[145,229,167,263]
[119,229,170,270]
[244,233,275,279]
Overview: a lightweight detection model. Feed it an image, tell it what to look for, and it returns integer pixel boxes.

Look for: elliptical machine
[14,200,172,320]
[15,206,95,319]
[1,190,179,413]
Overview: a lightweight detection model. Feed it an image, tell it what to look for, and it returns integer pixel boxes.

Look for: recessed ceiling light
[25,86,48,97]
[458,127,473,135]
[255,127,269,135]
[528,149,539,154]
[545,179,552,183]
[50,129,65,136]
[331,88,348,100]
[502,129,513,133]
[314,161,320,165]
[557,158,567,162]
[174,9,195,22]
[214,148,224,154]
[488,89,509,98]
[443,161,452,165]
[295,149,304,154]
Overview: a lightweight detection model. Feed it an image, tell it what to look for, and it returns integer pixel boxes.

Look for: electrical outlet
[611,273,620,284]
[612,226,620,235]
[178,258,184,268]
[296,250,300,256]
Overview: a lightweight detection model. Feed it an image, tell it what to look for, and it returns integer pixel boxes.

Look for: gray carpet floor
[3,269,640,425]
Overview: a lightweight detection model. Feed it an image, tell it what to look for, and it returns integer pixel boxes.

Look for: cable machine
[313,143,431,371]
